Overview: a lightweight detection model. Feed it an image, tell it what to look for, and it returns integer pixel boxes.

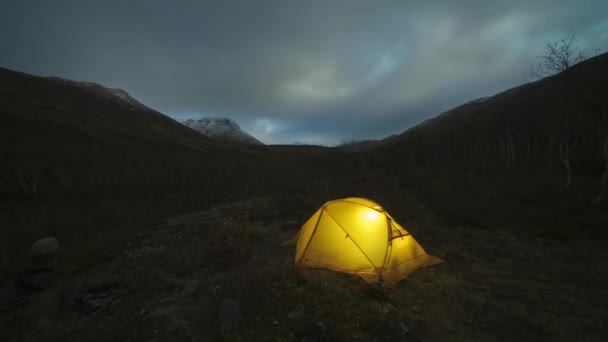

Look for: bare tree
[530,33,587,79]
[559,137,578,189]
[559,114,579,189]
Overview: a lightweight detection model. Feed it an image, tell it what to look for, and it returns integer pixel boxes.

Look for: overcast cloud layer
[2,1,607,145]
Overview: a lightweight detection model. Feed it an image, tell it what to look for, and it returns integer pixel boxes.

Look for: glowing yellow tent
[294,197,442,287]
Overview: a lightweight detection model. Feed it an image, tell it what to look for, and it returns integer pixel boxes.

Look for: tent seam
[385,253,430,271]
[338,199,382,211]
[296,209,324,266]
[323,209,378,268]
[380,218,393,273]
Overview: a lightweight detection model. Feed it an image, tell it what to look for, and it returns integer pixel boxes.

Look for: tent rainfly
[294,197,442,286]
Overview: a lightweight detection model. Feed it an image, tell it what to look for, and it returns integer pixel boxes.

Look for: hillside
[388,52,608,155]
[0,67,302,199]
[357,52,608,238]
[0,66,216,195]
[0,68,216,154]
[335,135,398,152]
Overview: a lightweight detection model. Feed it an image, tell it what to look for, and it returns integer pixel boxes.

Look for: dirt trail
[1,195,606,341]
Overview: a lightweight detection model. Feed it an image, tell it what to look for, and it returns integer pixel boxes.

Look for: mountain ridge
[182,117,264,145]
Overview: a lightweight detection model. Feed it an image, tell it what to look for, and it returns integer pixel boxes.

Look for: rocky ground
[1,194,607,341]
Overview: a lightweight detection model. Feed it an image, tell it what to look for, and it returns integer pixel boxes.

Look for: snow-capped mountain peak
[182,117,264,145]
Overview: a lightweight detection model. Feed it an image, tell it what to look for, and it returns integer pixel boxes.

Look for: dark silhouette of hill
[356,52,608,239]
[335,135,398,152]
[384,52,608,158]
[0,68,216,153]
[0,67,304,200]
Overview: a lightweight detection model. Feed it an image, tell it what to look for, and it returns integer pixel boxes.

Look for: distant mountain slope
[362,52,608,237]
[0,67,287,197]
[0,67,216,156]
[183,118,264,145]
[384,52,608,155]
[335,135,398,152]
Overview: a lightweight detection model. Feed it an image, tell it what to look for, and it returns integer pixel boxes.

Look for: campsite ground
[1,193,606,341]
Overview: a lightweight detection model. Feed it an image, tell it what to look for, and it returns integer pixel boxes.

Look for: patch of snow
[48,76,145,109]
[463,97,490,106]
[182,118,264,145]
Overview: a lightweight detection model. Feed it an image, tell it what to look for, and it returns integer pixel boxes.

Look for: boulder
[29,237,60,257]
[27,237,60,271]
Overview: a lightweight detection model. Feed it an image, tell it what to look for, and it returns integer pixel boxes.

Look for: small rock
[150,305,179,318]
[316,321,327,333]
[380,303,394,314]
[410,305,421,313]
[29,237,60,257]
[288,304,305,320]
[217,297,243,334]
[27,237,60,271]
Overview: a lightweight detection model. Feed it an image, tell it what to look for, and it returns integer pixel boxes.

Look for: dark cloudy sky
[2,1,607,145]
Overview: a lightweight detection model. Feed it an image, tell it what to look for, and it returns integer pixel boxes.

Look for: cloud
[1,0,607,145]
